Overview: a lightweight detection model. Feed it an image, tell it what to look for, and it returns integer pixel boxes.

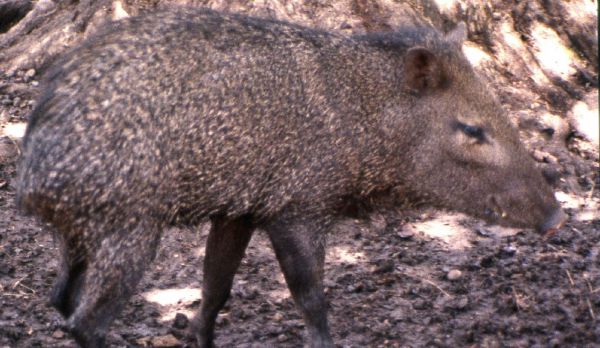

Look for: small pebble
[25,69,36,78]
[442,296,469,311]
[532,149,545,162]
[475,227,491,237]
[277,334,288,342]
[215,315,228,326]
[447,269,462,281]
[52,329,65,339]
[372,260,394,274]
[541,127,555,138]
[501,245,517,257]
[340,21,352,30]
[397,229,414,239]
[273,312,284,321]
[455,297,469,309]
[150,334,180,348]
[412,299,429,310]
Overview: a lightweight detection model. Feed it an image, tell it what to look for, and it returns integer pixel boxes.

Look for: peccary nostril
[539,209,567,234]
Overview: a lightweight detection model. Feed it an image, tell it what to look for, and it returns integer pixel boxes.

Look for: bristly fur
[16,7,561,347]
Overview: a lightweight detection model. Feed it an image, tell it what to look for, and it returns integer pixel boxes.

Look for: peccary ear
[403,47,442,92]
[446,22,467,46]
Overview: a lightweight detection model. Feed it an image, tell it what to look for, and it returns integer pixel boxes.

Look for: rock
[389,308,404,321]
[25,69,36,78]
[475,226,492,237]
[447,269,462,281]
[137,334,181,347]
[372,260,395,274]
[340,21,352,29]
[542,167,561,186]
[215,315,228,326]
[540,113,569,139]
[532,149,545,162]
[542,153,558,164]
[412,299,430,310]
[540,127,555,138]
[151,334,180,347]
[51,329,65,339]
[568,93,599,145]
[0,137,19,165]
[172,312,188,329]
[397,229,414,239]
[444,296,469,311]
[500,245,517,257]
[517,111,537,130]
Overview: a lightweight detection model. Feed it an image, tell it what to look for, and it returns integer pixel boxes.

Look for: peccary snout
[485,192,565,233]
[480,167,564,234]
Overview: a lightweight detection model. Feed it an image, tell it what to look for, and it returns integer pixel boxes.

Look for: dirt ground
[1,15,599,348]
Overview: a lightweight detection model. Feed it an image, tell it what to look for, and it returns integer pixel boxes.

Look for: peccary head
[385,24,564,233]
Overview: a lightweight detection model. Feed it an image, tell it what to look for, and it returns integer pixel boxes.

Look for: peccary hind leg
[63,220,162,348]
[265,215,334,348]
[190,216,255,347]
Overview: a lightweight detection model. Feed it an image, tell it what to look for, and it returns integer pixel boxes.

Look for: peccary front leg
[190,216,255,348]
[264,214,334,348]
[63,220,162,348]
[51,256,86,318]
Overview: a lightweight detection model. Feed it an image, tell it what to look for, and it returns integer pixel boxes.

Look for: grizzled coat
[17,7,563,348]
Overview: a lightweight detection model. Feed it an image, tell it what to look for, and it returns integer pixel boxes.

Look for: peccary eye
[453,121,486,143]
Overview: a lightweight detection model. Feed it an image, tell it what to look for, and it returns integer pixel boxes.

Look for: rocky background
[1,1,598,347]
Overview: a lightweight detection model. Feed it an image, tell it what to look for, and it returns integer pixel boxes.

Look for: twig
[421,278,452,298]
[571,228,584,237]
[587,178,596,201]
[16,282,36,294]
[584,277,598,294]
[12,275,26,288]
[2,292,28,297]
[13,276,36,294]
[400,270,453,298]
[565,270,575,287]
[512,286,522,311]
[587,298,596,320]
[8,135,21,157]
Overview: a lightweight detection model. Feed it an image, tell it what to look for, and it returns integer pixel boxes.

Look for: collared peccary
[17,6,565,348]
